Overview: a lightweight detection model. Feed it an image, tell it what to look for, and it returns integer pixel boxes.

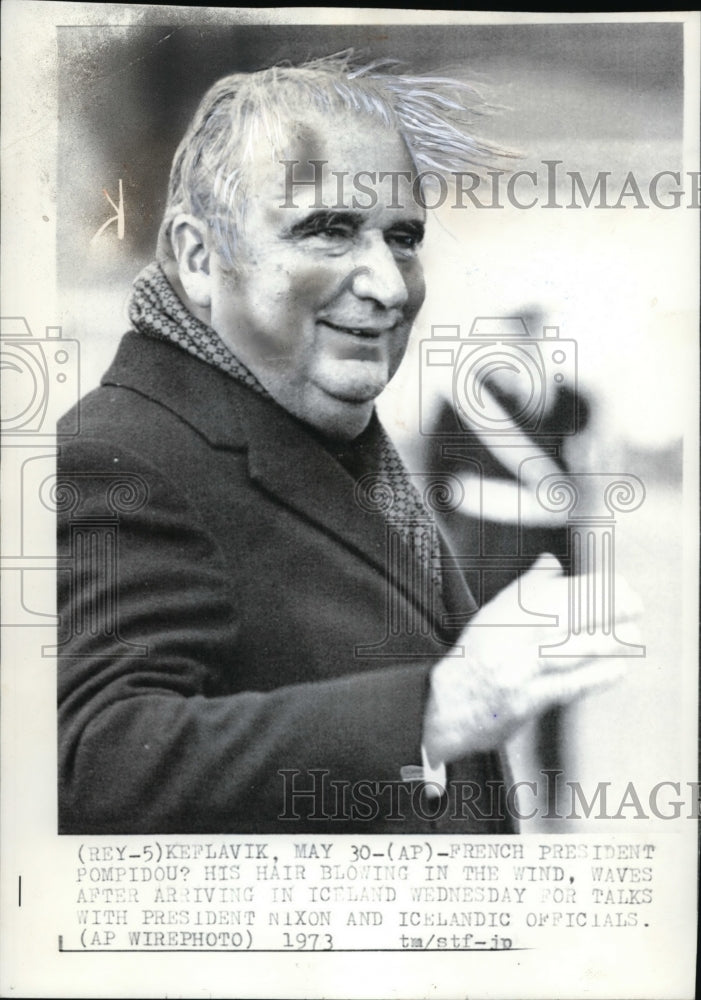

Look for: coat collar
[103,332,477,634]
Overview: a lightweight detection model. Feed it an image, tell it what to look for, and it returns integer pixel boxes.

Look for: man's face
[208,112,426,440]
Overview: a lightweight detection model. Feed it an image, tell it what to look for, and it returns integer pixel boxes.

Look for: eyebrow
[284,210,362,239]
[284,209,425,241]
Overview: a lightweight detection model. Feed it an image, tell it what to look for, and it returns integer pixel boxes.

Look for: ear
[170,214,212,308]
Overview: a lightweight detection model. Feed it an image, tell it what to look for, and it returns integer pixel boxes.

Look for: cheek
[406,263,426,316]
[285,264,341,312]
[233,264,336,362]
[248,261,337,322]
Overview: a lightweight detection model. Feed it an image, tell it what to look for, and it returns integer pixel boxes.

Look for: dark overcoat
[57,331,513,834]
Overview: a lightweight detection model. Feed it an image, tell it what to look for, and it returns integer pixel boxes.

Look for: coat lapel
[244,406,481,639]
[238,394,452,632]
[436,533,479,634]
[238,392,390,576]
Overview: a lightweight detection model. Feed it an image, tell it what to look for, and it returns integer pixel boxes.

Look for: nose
[349,233,409,310]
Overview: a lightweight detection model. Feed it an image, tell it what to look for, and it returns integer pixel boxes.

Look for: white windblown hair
[160,51,511,266]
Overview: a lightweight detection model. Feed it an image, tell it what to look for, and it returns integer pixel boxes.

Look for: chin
[319,360,391,404]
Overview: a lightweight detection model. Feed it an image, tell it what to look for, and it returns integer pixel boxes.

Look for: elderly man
[57,55,631,834]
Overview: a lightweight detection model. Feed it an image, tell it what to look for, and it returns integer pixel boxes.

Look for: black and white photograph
[1,6,698,999]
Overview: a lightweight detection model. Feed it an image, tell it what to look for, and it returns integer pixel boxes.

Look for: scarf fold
[129,262,443,594]
[129,261,269,396]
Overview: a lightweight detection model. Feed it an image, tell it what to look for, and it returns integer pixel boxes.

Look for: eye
[317,222,355,240]
[301,213,357,241]
[386,227,424,256]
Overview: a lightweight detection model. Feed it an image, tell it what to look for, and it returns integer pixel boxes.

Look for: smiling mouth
[319,320,391,339]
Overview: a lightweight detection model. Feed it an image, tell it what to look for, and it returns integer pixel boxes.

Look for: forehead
[244,109,422,213]
[288,111,415,173]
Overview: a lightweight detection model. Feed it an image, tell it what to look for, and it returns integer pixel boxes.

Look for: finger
[538,626,646,670]
[525,552,565,576]
[516,554,569,614]
[538,652,606,674]
[528,659,629,713]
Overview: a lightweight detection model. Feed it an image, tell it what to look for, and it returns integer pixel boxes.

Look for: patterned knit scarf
[129,261,442,594]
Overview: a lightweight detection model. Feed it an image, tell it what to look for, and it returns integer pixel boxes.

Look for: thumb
[526,552,564,575]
